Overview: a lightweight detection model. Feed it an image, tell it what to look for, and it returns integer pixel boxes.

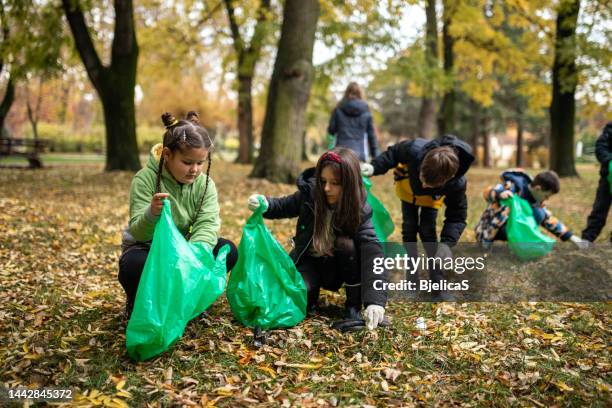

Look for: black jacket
[328,99,381,162]
[264,168,388,307]
[595,122,612,176]
[371,135,475,245]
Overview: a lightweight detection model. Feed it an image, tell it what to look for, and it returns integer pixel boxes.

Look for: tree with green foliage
[0,0,64,138]
[251,0,319,183]
[62,0,140,171]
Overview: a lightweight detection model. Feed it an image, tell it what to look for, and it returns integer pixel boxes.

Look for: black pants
[118,237,238,306]
[582,175,611,242]
[297,237,361,311]
[401,201,443,281]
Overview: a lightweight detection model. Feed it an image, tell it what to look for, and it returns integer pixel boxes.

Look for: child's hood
[501,169,532,192]
[296,167,316,198]
[146,143,164,172]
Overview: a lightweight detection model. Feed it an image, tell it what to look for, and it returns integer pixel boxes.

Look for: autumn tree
[437,0,457,135]
[224,0,273,163]
[549,0,580,177]
[0,1,65,140]
[0,1,13,136]
[250,0,319,183]
[417,0,439,139]
[62,0,140,171]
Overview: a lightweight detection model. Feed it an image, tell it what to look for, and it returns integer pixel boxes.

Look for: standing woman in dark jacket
[327,82,381,162]
[247,148,389,330]
[582,122,612,242]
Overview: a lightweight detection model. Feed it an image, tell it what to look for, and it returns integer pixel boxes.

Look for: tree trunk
[101,83,139,169]
[59,80,71,124]
[301,130,309,161]
[26,77,44,141]
[437,0,455,135]
[516,112,524,167]
[417,0,438,139]
[62,0,140,171]
[482,116,491,167]
[549,0,580,177]
[224,0,270,164]
[250,0,319,183]
[470,99,480,166]
[0,78,14,136]
[237,73,254,163]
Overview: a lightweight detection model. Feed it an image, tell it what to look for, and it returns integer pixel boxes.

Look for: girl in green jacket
[119,111,237,318]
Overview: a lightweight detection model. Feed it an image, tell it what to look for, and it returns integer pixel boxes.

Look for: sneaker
[344,306,362,320]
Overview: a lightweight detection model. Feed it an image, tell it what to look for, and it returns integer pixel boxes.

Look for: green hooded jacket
[123,143,220,250]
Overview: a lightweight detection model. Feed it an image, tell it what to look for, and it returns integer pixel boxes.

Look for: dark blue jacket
[328,99,380,162]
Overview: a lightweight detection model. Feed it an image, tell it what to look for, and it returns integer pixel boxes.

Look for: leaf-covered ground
[1,161,610,407]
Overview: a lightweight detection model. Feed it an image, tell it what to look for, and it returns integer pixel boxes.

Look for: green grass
[0,161,610,406]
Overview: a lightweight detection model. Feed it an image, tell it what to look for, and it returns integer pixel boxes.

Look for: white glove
[569,235,590,250]
[360,163,374,177]
[435,243,453,260]
[364,304,385,330]
[247,194,268,212]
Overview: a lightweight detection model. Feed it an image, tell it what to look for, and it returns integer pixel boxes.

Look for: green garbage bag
[608,161,612,194]
[227,198,307,330]
[501,195,555,261]
[326,134,336,150]
[363,176,394,241]
[126,200,228,361]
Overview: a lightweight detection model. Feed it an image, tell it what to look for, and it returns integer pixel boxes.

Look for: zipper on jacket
[295,236,313,265]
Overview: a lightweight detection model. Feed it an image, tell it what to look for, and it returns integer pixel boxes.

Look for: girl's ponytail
[156,112,180,193]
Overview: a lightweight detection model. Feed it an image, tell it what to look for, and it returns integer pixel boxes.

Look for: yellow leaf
[110,397,130,408]
[554,381,574,392]
[257,365,277,378]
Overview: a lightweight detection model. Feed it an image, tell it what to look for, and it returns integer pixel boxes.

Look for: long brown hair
[156,111,214,229]
[339,82,364,106]
[312,147,365,256]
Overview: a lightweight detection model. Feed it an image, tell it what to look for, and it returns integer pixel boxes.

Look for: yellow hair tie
[168,118,179,127]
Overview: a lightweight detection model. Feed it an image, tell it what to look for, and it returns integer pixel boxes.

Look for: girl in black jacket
[247,148,389,329]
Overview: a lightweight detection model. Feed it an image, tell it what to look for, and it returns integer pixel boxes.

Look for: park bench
[0,137,51,168]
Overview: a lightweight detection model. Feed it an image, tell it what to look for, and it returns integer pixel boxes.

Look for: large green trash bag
[501,195,555,261]
[363,176,394,241]
[126,200,228,361]
[227,198,307,330]
[608,161,612,194]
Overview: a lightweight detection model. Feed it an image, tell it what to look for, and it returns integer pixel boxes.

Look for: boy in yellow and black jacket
[362,135,475,286]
